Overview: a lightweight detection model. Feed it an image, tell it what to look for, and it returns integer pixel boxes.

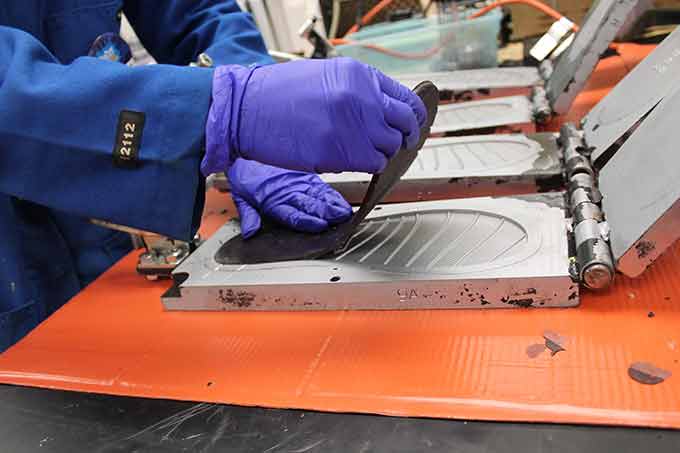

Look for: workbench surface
[1,384,679,452]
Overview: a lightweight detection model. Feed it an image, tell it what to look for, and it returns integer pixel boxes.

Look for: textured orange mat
[4,45,679,428]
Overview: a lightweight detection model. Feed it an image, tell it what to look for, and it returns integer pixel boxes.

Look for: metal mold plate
[584,26,680,162]
[322,133,563,203]
[600,84,680,277]
[546,0,639,114]
[163,196,577,311]
[394,67,542,92]
[431,96,534,134]
[210,134,563,203]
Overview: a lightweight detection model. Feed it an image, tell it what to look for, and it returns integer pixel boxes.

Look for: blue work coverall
[0,1,272,351]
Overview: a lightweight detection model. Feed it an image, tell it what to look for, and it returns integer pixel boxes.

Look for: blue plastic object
[88,33,132,63]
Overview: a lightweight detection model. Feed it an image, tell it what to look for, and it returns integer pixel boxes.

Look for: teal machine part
[336,9,502,74]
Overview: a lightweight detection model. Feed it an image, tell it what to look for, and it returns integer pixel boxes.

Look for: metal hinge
[531,86,551,123]
[560,123,615,290]
[539,60,554,83]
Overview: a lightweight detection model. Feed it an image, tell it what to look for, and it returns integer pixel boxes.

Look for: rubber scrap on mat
[629,362,671,385]
[543,330,567,356]
[526,343,547,358]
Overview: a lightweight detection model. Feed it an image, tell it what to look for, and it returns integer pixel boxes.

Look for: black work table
[1,384,678,452]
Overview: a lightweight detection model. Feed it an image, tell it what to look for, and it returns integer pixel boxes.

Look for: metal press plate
[321,133,563,203]
[394,67,542,92]
[431,96,534,134]
[209,134,563,203]
[546,0,639,114]
[163,195,577,311]
[600,84,680,278]
[583,25,680,163]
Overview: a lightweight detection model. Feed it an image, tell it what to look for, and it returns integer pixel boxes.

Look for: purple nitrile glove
[227,158,352,238]
[202,58,427,176]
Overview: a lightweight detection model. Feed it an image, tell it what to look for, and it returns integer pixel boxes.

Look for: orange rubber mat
[4,45,679,429]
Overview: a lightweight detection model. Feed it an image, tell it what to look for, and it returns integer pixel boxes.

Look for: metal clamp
[136,234,202,280]
[90,219,201,280]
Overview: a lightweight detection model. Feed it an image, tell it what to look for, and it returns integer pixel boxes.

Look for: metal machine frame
[427,0,639,134]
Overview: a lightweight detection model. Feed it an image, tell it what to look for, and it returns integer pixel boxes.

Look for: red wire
[345,0,397,37]
[469,0,579,31]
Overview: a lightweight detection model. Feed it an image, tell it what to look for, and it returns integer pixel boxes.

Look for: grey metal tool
[426,0,639,134]
[213,81,439,265]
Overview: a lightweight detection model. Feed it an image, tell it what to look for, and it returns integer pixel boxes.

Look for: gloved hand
[227,158,352,238]
[203,58,427,176]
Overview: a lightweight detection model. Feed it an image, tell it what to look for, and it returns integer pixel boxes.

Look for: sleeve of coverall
[0,26,213,240]
[123,0,275,66]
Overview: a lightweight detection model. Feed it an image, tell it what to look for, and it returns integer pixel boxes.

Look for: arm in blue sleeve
[0,26,213,240]
[123,0,274,66]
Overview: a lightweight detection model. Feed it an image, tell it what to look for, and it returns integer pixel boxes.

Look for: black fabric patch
[113,110,145,169]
